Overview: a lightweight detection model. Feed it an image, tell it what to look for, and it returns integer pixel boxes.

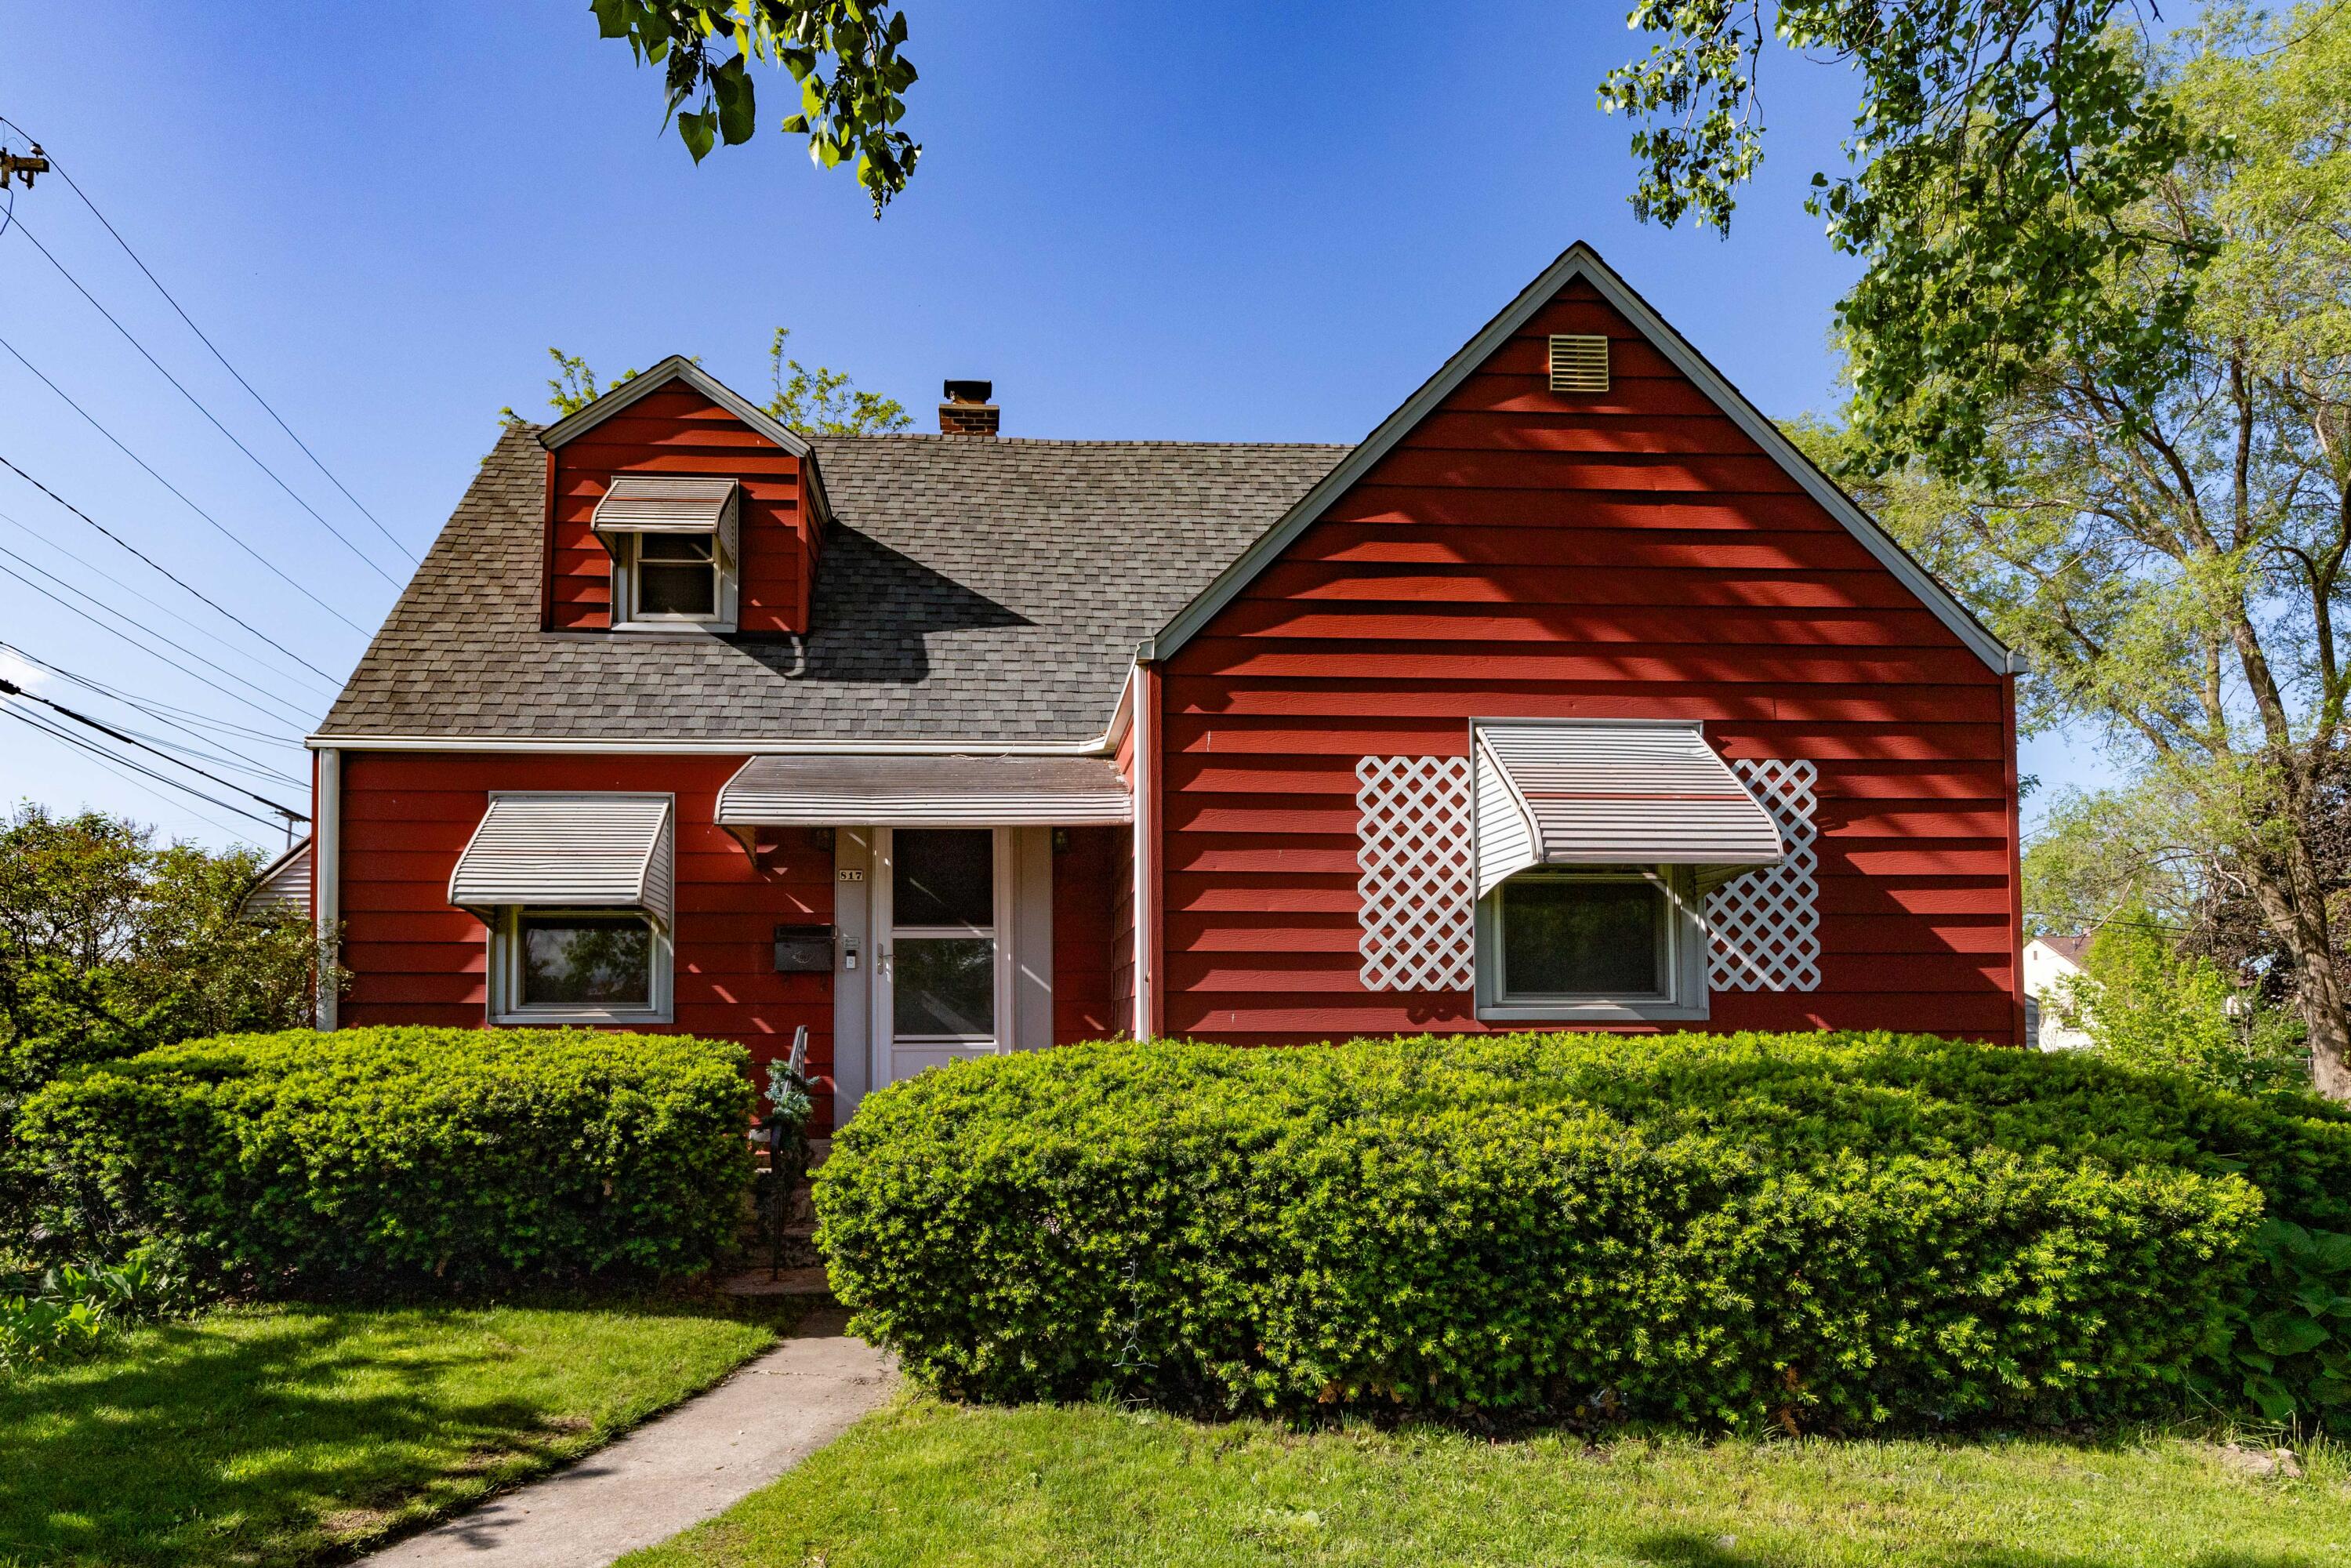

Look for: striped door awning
[448,793,676,924]
[717,754,1132,826]
[1473,721,1783,896]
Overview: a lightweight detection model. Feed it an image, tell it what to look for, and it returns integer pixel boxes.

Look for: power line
[0,638,310,788]
[0,550,318,730]
[8,212,407,584]
[86,713,303,791]
[0,534,320,723]
[0,114,414,564]
[0,676,306,822]
[0,451,342,684]
[0,640,307,753]
[5,705,263,846]
[2,703,285,834]
[0,501,336,696]
[0,330,370,633]
[17,673,307,788]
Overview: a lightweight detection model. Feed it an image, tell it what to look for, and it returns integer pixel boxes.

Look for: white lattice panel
[1355,756,1475,992]
[1706,758,1820,992]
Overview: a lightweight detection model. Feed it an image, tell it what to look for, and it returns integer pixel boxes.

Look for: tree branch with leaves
[590,0,920,213]
[1790,4,2351,1097]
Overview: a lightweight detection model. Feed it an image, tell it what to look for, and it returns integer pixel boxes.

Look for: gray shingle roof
[317,426,1348,744]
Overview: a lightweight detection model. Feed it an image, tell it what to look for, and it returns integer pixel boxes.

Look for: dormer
[536,355,829,636]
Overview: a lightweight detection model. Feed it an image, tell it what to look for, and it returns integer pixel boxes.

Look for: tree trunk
[2249,828,2351,1099]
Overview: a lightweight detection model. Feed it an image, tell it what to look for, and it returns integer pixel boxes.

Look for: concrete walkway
[360,1308,894,1568]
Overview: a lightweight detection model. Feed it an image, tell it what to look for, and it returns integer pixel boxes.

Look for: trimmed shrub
[17,1027,754,1289]
[815,1032,2351,1431]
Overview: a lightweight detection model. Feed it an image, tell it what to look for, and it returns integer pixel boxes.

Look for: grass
[622,1397,2351,1568]
[0,1294,793,1566]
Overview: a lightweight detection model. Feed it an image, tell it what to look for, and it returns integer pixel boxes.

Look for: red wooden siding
[546,383,816,633]
[336,752,840,1125]
[1156,278,2021,1043]
[1052,826,1121,1043]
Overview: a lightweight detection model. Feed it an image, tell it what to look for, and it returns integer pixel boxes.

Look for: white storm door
[873,826,1014,1084]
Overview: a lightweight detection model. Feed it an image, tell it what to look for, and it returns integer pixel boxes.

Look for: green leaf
[2307,1228,2351,1272]
[2252,1311,2330,1358]
[779,114,810,135]
[2258,1219,2315,1261]
[590,0,635,41]
[712,56,756,146]
[678,108,717,162]
[2244,1374,2299,1421]
[2313,1376,2351,1406]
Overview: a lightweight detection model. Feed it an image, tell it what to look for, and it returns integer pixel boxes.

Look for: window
[619,532,724,624]
[1475,866,1707,1022]
[492,908,671,1022]
[631,534,719,617]
[891,828,998,1044]
[592,476,740,632]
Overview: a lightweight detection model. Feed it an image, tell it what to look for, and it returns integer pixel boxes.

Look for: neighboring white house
[2023,934,2095,1051]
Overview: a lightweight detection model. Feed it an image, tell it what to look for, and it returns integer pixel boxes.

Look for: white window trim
[610,531,739,633]
[488,906,675,1025]
[1473,866,1711,1023]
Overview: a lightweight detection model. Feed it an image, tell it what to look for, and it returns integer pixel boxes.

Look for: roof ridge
[811,433,1355,450]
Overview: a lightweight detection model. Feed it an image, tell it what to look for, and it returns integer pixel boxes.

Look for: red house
[305,245,2026,1129]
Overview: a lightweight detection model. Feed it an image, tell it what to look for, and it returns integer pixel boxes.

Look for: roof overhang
[1141,241,2022,677]
[448,792,677,924]
[717,753,1133,828]
[1473,720,1783,897]
[537,355,814,460]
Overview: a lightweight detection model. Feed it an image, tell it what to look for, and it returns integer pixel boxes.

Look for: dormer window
[629,533,720,618]
[591,476,742,633]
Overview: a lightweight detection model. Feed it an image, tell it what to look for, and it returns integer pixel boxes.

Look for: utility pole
[0,142,47,189]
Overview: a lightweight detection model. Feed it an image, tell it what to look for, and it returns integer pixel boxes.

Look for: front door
[876,826,1010,1083]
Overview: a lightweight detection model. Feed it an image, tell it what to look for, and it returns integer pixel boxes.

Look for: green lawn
[0,1296,789,1566]
[624,1398,2351,1568]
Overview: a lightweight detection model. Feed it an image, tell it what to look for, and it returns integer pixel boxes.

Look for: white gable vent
[1547,334,1610,394]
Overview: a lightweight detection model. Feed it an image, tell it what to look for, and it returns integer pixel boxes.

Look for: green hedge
[815,1032,2351,1431]
[17,1027,754,1289]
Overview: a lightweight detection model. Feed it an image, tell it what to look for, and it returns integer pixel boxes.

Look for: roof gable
[535,354,815,461]
[1141,241,2019,676]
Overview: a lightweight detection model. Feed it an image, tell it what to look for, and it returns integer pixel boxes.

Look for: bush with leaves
[2051,909,2312,1095]
[818,1032,2351,1431]
[16,1027,754,1290]
[0,807,331,1250]
[2236,1220,2351,1419]
[0,1247,182,1370]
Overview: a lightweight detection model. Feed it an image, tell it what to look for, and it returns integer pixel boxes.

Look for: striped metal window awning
[717,755,1132,827]
[590,476,741,541]
[448,793,676,924]
[1473,720,1783,896]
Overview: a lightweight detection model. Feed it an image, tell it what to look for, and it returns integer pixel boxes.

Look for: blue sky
[0,3,2108,852]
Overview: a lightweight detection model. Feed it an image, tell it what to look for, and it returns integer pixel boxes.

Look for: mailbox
[773,924,835,973]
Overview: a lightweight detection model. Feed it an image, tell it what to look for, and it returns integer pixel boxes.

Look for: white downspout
[314,746,340,1030]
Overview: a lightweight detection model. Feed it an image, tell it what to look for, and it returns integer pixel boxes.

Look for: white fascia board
[536,355,814,459]
[1143,241,2021,677]
[1102,657,1141,756]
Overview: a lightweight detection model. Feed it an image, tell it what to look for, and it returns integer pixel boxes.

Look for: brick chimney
[938,379,999,436]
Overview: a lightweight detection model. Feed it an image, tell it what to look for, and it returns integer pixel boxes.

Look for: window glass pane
[520,914,652,1006]
[894,829,994,928]
[635,564,717,615]
[894,936,994,1036]
[638,534,713,562]
[1500,878,1661,996]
